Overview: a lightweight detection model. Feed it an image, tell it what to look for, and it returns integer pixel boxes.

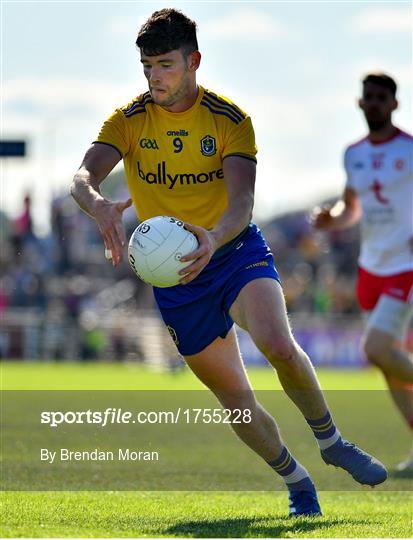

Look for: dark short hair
[136,8,198,57]
[362,73,397,97]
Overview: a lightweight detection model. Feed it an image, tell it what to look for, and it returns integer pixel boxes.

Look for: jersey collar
[368,128,401,146]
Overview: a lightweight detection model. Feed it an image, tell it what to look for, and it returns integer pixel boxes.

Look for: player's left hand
[179,223,217,284]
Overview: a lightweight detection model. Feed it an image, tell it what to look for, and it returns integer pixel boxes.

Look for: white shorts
[366,295,413,341]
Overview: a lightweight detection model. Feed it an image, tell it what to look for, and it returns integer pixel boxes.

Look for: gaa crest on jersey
[139,138,159,150]
[200,135,216,156]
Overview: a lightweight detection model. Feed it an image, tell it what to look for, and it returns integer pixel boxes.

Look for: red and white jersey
[344,128,413,276]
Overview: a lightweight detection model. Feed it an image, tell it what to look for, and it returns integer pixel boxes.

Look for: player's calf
[216,396,286,460]
[362,295,413,381]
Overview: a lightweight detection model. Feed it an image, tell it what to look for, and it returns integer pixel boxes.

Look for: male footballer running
[71,9,387,516]
[313,73,413,472]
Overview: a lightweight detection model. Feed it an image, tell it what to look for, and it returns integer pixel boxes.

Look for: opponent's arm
[312,187,362,231]
[180,156,255,284]
[71,143,132,266]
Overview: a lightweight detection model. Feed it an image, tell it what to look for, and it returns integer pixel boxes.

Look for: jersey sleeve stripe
[200,101,241,124]
[223,153,257,163]
[125,91,152,109]
[203,94,245,123]
[122,93,153,115]
[123,100,152,116]
[202,95,245,123]
[92,141,123,159]
[204,90,246,121]
[203,93,245,121]
[123,107,147,118]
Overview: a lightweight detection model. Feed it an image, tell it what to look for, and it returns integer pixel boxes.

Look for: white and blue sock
[267,446,316,492]
[306,411,341,450]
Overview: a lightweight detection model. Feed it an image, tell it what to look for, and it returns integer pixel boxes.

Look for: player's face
[140,49,197,110]
[359,82,397,131]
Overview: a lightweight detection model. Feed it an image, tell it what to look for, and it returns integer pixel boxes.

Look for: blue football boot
[321,438,387,486]
[288,489,322,517]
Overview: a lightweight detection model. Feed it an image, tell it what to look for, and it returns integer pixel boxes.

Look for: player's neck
[162,84,199,113]
[368,123,398,143]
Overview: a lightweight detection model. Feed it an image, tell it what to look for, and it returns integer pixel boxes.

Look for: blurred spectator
[10,194,37,258]
[42,299,68,360]
[80,310,107,361]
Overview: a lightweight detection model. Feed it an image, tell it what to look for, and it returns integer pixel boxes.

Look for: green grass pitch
[1,361,412,538]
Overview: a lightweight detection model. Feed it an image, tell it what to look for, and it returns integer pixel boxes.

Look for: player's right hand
[179,222,217,284]
[311,206,333,230]
[92,198,132,266]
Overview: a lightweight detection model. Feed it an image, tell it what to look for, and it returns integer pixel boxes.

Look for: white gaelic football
[128,216,198,288]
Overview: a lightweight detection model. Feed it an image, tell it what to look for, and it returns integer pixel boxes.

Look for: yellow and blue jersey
[94,85,257,229]
[94,86,277,356]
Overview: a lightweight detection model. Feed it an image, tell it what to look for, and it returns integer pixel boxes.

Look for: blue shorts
[153,223,280,356]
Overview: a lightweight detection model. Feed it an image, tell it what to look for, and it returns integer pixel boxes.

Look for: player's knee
[362,333,392,367]
[362,340,380,366]
[257,335,298,369]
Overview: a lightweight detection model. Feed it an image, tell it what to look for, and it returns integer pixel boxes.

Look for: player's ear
[392,98,398,112]
[187,50,201,72]
[358,97,364,111]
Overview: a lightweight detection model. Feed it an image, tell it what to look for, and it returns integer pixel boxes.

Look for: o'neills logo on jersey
[138,161,224,189]
[166,130,189,137]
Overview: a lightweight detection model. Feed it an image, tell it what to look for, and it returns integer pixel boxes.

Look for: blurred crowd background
[0,171,364,367]
[3,2,410,369]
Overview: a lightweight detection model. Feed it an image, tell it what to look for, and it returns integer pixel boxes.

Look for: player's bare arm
[180,156,255,284]
[312,187,362,231]
[71,143,132,266]
[211,156,256,246]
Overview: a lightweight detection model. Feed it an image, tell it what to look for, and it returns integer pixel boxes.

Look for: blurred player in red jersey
[313,73,413,472]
